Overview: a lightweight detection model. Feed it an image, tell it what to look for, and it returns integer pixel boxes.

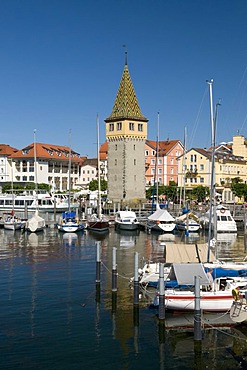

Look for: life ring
[232,288,240,301]
[220,209,225,214]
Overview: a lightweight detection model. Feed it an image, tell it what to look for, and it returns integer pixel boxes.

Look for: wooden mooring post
[112,247,117,292]
[134,252,139,305]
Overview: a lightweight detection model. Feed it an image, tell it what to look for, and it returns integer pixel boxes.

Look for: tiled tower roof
[105,63,148,122]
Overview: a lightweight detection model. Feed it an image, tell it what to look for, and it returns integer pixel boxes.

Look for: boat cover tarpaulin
[163,243,215,263]
[173,263,210,285]
[148,209,175,221]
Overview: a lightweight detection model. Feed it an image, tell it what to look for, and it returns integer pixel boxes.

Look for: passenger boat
[0,191,76,213]
[115,210,139,231]
[147,207,176,233]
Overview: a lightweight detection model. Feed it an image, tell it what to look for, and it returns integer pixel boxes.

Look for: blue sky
[0,0,247,157]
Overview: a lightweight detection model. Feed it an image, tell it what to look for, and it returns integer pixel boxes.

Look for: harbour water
[1,227,247,369]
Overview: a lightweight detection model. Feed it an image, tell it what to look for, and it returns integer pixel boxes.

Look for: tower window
[138,124,143,131]
[129,122,134,131]
[133,144,136,150]
[117,122,122,130]
[115,159,117,165]
[109,123,114,131]
[115,144,117,151]
[134,159,136,165]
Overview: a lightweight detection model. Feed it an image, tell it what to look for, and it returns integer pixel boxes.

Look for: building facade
[145,140,184,187]
[105,57,148,203]
[10,143,85,192]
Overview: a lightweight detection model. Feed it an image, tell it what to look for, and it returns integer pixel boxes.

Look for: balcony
[186,170,198,178]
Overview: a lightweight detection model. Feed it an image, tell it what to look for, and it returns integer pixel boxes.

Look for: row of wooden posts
[95,241,203,341]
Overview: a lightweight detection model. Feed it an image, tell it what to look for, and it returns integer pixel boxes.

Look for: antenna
[122,44,128,65]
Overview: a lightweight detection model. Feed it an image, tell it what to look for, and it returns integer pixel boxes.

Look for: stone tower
[105,55,148,204]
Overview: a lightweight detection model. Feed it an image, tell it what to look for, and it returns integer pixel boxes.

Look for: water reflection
[1,227,247,368]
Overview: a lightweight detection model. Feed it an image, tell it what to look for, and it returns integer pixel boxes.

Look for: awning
[173,263,210,285]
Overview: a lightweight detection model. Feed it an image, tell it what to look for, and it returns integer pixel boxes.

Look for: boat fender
[232,288,240,301]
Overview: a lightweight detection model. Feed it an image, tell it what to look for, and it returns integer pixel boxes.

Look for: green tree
[231,183,247,200]
[89,179,107,191]
[192,186,210,202]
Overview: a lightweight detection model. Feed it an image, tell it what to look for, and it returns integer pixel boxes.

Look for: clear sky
[0,0,247,157]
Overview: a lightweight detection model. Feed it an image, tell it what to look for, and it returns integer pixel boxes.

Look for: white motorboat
[147,207,176,233]
[152,263,247,312]
[230,287,247,323]
[201,205,237,233]
[115,211,139,230]
[175,211,201,232]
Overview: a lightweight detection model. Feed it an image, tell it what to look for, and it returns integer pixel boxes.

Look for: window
[200,177,204,183]
[171,168,174,174]
[171,158,174,164]
[145,150,149,156]
[40,166,42,171]
[115,144,117,151]
[158,159,162,165]
[134,159,136,165]
[115,159,117,165]
[151,169,155,174]
[152,150,155,155]
[133,144,136,150]
[138,123,143,131]
[29,176,34,181]
[117,122,122,130]
[23,176,27,181]
[200,164,204,171]
[109,123,114,131]
[129,122,134,131]
[158,168,162,174]
[151,159,155,165]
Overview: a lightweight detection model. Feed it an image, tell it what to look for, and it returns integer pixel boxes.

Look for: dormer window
[109,123,114,131]
[117,122,122,130]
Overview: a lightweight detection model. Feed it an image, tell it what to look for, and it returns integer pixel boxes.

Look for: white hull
[175,222,200,232]
[153,277,247,312]
[115,221,139,231]
[57,223,81,233]
[4,220,23,230]
[147,221,176,233]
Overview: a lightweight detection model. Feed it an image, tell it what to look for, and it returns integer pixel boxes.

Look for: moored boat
[115,210,139,230]
[147,207,176,233]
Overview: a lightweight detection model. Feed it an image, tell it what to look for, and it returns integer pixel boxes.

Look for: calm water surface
[1,227,247,369]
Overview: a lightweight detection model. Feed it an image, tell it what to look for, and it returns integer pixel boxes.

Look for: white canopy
[148,209,175,222]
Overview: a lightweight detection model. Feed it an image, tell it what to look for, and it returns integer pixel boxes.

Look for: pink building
[145,140,184,186]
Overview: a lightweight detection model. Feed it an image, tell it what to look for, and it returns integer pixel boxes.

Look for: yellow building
[177,141,247,203]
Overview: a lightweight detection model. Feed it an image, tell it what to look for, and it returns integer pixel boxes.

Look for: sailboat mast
[207,79,216,262]
[68,129,72,212]
[97,115,102,218]
[34,129,37,192]
[156,112,160,206]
